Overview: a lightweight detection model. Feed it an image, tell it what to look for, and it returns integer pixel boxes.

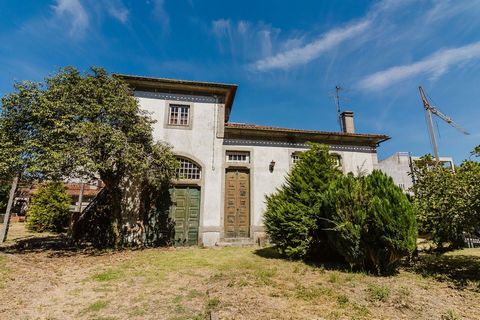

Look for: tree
[472,145,480,158]
[264,143,342,258]
[411,154,480,248]
[27,182,72,232]
[0,67,178,245]
[0,181,9,214]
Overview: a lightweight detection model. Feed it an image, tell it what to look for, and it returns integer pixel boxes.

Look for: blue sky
[1,0,479,162]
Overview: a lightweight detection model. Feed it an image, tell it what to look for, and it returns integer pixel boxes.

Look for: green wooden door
[170,187,200,246]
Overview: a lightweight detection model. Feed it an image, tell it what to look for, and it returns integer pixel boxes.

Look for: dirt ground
[1,223,479,320]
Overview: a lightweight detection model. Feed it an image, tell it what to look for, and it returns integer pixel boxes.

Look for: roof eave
[224,126,390,147]
[115,74,238,121]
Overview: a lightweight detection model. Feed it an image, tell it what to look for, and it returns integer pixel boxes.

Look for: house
[118,74,390,247]
[378,152,455,193]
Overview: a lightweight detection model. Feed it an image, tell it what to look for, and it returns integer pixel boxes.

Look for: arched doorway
[170,157,202,245]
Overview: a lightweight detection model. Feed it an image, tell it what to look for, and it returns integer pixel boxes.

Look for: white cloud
[357,41,480,91]
[248,0,417,72]
[153,0,170,33]
[211,19,279,59]
[250,20,370,71]
[105,0,129,24]
[53,0,89,37]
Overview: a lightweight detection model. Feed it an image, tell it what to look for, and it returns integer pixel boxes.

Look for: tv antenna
[334,85,343,131]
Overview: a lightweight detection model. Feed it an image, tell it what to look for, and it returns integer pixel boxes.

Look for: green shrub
[264,143,417,274]
[264,143,341,259]
[412,155,480,248]
[27,182,71,232]
[324,171,417,274]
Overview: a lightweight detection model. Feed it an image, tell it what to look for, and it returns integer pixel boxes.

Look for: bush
[412,155,480,248]
[27,182,72,232]
[264,143,417,275]
[264,143,341,258]
[324,171,417,274]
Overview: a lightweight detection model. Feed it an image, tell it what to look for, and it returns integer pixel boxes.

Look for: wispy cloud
[357,41,480,91]
[153,0,170,33]
[211,19,279,60]
[53,0,89,37]
[250,20,370,71]
[248,0,416,72]
[105,0,129,24]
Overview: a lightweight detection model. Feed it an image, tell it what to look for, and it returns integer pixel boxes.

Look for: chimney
[340,111,355,133]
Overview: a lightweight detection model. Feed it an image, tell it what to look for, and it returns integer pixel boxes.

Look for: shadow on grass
[254,246,355,273]
[0,234,108,257]
[405,253,480,291]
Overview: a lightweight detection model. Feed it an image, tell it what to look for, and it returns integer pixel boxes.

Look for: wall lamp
[269,160,276,173]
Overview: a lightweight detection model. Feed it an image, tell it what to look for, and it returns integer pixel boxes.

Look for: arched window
[177,157,201,180]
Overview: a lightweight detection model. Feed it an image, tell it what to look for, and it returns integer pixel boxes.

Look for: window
[168,104,190,126]
[177,158,201,180]
[226,151,250,163]
[291,153,301,164]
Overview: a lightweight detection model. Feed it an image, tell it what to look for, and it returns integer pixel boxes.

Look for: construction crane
[418,86,470,163]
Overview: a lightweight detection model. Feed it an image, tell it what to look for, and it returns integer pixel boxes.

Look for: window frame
[176,157,202,181]
[226,151,250,164]
[164,101,193,130]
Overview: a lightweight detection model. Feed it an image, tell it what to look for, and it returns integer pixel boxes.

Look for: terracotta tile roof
[224,122,390,141]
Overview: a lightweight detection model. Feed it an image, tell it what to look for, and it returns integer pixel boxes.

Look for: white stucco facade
[378,152,455,193]
[121,75,389,246]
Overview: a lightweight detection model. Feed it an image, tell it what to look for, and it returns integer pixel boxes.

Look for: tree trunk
[0,176,19,243]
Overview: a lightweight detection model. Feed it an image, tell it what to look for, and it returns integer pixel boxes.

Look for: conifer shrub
[27,182,72,232]
[264,143,341,258]
[324,171,417,274]
[264,143,417,275]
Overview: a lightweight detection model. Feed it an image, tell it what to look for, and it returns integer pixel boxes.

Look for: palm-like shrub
[27,182,72,232]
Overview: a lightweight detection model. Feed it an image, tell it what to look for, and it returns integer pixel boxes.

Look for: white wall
[136,91,381,246]
[136,93,225,245]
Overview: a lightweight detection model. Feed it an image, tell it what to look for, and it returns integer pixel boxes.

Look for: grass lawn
[0,223,479,320]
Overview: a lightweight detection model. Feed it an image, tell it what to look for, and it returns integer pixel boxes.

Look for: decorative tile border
[223,139,376,153]
[135,90,219,104]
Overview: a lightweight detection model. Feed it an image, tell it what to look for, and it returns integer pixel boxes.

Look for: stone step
[216,237,256,247]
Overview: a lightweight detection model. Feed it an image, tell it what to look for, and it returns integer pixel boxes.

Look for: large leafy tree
[0,67,178,245]
[0,181,9,213]
[411,154,480,247]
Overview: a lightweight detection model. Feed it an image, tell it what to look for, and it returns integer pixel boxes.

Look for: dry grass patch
[1,224,480,319]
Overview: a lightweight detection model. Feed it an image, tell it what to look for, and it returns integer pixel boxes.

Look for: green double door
[170,187,200,246]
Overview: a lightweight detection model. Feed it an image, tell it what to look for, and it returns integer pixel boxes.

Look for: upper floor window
[226,151,250,163]
[177,158,201,180]
[291,153,301,164]
[168,104,190,126]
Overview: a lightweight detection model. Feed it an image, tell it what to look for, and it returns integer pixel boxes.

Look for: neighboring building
[13,181,103,217]
[118,74,390,246]
[377,152,455,193]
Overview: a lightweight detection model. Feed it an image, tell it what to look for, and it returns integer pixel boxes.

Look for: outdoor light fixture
[269,160,275,173]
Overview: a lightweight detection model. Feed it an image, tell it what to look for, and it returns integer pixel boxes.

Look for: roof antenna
[334,85,343,132]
